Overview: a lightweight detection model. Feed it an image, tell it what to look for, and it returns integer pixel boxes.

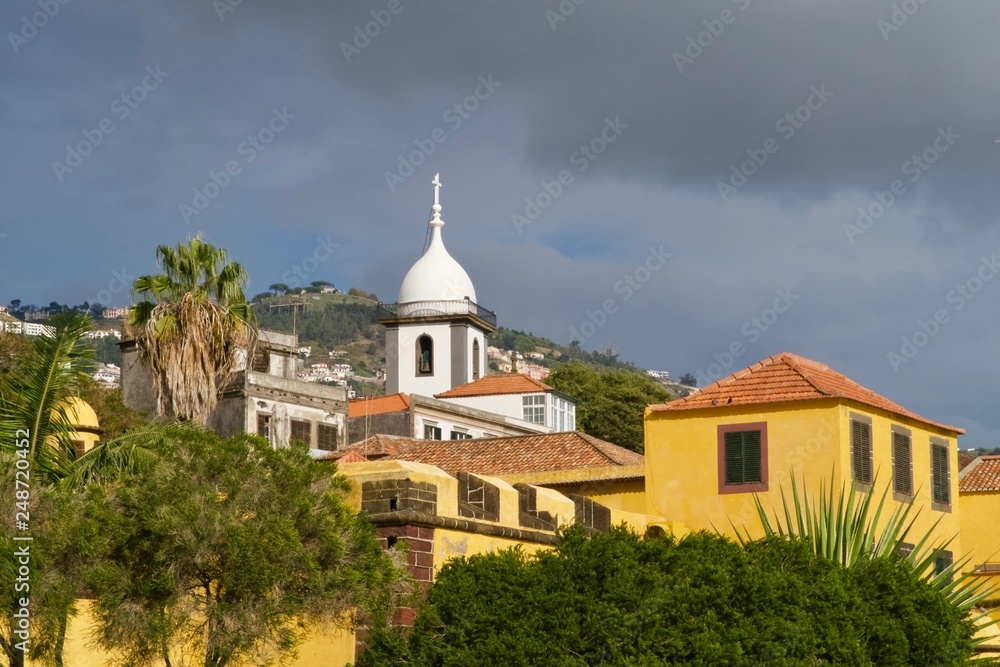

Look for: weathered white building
[121,329,348,452]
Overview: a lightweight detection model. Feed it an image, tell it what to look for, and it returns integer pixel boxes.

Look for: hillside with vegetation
[250,289,669,380]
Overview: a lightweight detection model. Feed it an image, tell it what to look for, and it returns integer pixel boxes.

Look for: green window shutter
[724,432,744,485]
[932,444,950,504]
[858,422,873,484]
[724,430,762,485]
[851,421,864,483]
[893,432,912,495]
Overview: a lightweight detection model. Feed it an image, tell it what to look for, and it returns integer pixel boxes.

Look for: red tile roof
[342,434,415,459]
[959,456,1000,493]
[435,373,553,399]
[339,431,643,476]
[649,352,963,434]
[333,449,370,464]
[348,393,410,418]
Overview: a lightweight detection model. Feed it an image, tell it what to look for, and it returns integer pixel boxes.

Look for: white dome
[397,225,477,303]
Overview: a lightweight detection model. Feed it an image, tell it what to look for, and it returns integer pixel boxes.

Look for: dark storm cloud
[214,0,1000,222]
[2,1,1000,444]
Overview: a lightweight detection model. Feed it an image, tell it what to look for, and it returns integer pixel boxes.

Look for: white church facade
[378,174,492,397]
[349,174,576,444]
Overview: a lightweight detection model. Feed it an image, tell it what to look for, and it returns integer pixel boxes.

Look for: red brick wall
[377,524,435,588]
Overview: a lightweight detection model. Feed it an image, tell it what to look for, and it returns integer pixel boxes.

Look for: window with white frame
[522,394,545,424]
[423,421,442,440]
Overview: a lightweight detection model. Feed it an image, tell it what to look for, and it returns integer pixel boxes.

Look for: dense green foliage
[88,430,409,667]
[1,309,408,667]
[545,361,671,453]
[0,312,97,484]
[256,300,380,352]
[76,379,150,441]
[678,372,698,387]
[359,526,979,667]
[0,333,31,376]
[86,335,121,365]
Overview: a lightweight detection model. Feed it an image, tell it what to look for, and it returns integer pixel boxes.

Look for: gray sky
[2,1,1000,445]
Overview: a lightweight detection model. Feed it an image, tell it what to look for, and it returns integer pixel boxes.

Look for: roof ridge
[777,352,833,398]
[575,432,642,464]
[662,354,783,407]
[435,373,555,398]
[782,353,912,410]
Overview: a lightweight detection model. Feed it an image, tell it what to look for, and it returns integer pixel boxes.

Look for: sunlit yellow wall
[36,600,110,667]
[55,396,101,453]
[835,403,962,558]
[434,529,552,569]
[49,601,358,667]
[498,466,647,515]
[534,479,646,514]
[287,625,356,667]
[959,491,1000,651]
[644,399,962,554]
[959,492,1000,570]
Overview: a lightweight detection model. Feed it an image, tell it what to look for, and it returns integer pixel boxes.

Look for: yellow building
[957,456,1000,650]
[644,352,964,566]
[60,396,102,455]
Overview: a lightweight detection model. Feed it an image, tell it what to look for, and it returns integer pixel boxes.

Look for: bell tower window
[417,335,434,376]
[472,339,481,380]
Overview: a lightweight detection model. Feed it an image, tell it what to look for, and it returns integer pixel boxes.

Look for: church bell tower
[378,174,496,396]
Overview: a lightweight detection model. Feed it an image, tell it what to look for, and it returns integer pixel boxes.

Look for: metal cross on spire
[429,172,444,228]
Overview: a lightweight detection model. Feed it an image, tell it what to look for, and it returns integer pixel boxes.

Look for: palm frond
[0,311,95,484]
[61,420,197,490]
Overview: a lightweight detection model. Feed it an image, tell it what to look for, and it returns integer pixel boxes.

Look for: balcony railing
[377,300,497,328]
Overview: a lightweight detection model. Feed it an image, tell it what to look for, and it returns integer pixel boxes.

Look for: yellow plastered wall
[38,600,110,667]
[474,474,521,525]
[46,601,359,667]
[338,459,460,517]
[836,403,962,558]
[959,492,1000,570]
[498,466,647,515]
[532,486,577,527]
[644,399,961,554]
[957,490,1000,650]
[434,529,553,569]
[540,478,646,514]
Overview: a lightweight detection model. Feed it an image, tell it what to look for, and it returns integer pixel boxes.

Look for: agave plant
[733,473,998,659]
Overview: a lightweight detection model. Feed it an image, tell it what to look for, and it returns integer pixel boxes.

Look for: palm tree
[129,236,257,424]
[0,312,193,667]
[0,311,95,483]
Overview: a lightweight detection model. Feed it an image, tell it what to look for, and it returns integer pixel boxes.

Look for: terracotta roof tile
[348,393,410,418]
[959,456,1000,493]
[339,431,643,476]
[333,449,369,464]
[343,434,415,459]
[435,373,553,399]
[649,352,963,434]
